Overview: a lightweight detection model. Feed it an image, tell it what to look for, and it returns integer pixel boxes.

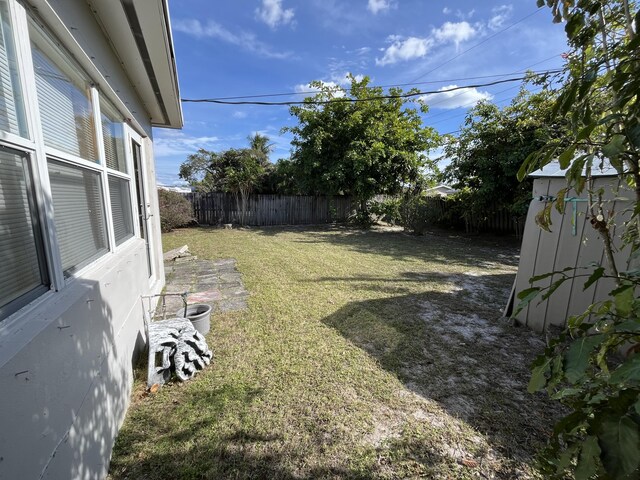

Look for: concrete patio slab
[155,247,249,320]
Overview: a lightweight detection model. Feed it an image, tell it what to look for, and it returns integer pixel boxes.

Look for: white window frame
[0,0,150,325]
[127,127,157,284]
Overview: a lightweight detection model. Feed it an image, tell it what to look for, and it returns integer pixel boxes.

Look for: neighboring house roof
[425,184,458,196]
[529,159,618,178]
[159,185,193,194]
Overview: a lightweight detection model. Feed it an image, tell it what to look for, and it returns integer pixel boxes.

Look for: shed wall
[512,177,631,331]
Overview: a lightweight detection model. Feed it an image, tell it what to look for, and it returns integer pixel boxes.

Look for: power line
[181,73,561,106]
[409,7,545,83]
[183,65,561,102]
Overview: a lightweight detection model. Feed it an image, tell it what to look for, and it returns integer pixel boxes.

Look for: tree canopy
[444,88,568,218]
[283,75,440,205]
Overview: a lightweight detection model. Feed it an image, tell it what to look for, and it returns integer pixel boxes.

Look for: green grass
[109,226,562,479]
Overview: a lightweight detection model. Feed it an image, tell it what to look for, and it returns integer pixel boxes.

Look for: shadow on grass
[250,225,520,269]
[109,382,457,479]
[319,284,563,473]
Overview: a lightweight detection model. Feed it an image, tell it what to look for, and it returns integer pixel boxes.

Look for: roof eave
[88,0,183,129]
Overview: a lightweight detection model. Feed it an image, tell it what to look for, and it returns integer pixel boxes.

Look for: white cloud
[367,0,393,14]
[376,21,478,66]
[294,72,364,97]
[232,111,248,119]
[255,0,295,29]
[330,72,365,84]
[432,21,477,48]
[154,130,219,157]
[172,18,291,59]
[489,4,513,30]
[442,7,451,14]
[419,85,492,109]
[376,36,433,66]
[294,81,346,98]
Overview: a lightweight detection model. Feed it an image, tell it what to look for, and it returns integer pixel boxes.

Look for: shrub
[369,198,402,225]
[348,207,375,229]
[158,189,194,232]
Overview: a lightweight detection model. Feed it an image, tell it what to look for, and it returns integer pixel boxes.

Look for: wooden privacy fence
[186,192,354,226]
[422,196,526,236]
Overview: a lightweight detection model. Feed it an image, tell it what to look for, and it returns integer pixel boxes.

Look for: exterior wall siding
[0,1,166,478]
[0,241,159,479]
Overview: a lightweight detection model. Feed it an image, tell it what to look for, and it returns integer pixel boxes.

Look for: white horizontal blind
[108,175,133,245]
[0,0,26,137]
[100,97,126,172]
[32,43,97,162]
[0,148,48,319]
[47,160,108,276]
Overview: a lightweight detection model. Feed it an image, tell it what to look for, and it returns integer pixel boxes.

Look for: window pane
[48,160,108,276]
[0,147,48,320]
[100,96,126,173]
[109,175,133,246]
[31,38,98,162]
[0,1,27,137]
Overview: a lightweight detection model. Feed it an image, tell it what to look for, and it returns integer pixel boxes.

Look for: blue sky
[154,0,569,185]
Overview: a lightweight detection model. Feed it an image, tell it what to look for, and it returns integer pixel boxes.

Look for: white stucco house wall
[0,0,182,478]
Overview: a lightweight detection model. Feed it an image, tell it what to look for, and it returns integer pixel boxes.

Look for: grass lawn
[109,226,562,479]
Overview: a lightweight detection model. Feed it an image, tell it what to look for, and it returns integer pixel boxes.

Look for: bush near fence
[373,195,525,236]
[186,192,353,226]
[186,191,524,235]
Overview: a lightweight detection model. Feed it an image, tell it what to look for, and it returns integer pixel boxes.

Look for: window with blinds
[0,0,27,138]
[0,147,49,320]
[100,96,126,173]
[108,175,134,245]
[47,160,108,277]
[31,34,97,162]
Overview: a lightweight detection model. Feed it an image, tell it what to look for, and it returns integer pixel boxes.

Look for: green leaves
[529,357,552,393]
[602,135,627,170]
[613,283,635,317]
[525,1,640,478]
[564,335,604,383]
[575,435,601,480]
[286,75,439,202]
[597,415,640,478]
[609,355,640,385]
[514,287,541,316]
[583,267,605,290]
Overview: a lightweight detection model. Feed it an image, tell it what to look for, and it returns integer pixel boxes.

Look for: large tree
[283,75,440,210]
[179,144,265,225]
[516,1,640,478]
[444,88,568,219]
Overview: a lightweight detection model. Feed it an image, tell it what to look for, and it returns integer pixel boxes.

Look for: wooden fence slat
[185,192,523,233]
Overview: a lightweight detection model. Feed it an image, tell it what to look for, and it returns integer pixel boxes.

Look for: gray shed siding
[0,1,167,478]
[512,176,631,331]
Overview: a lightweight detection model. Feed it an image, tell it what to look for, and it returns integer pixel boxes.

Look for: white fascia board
[86,0,183,128]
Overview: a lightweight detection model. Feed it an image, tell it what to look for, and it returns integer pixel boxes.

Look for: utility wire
[182,65,562,102]
[181,74,561,106]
